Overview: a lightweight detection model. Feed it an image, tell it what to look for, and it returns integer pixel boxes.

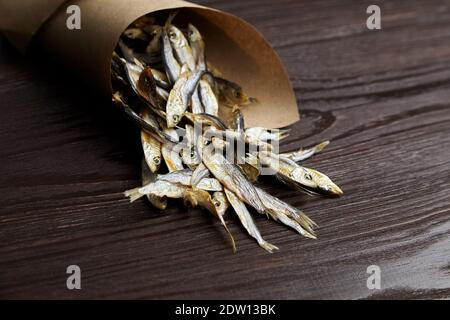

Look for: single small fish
[224,189,278,253]
[198,79,219,116]
[254,152,343,196]
[161,28,181,84]
[214,77,257,107]
[202,147,267,215]
[141,109,162,173]
[187,23,206,71]
[166,65,205,128]
[281,141,330,162]
[167,24,196,71]
[161,128,184,172]
[125,179,188,202]
[141,159,168,210]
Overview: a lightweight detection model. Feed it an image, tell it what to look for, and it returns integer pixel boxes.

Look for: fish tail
[314,140,330,152]
[278,132,290,141]
[124,187,145,202]
[218,216,237,253]
[294,213,317,236]
[165,10,179,29]
[259,240,279,253]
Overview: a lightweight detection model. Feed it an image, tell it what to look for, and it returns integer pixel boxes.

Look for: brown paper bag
[0,0,299,128]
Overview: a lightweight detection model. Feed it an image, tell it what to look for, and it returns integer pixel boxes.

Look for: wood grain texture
[1,0,450,299]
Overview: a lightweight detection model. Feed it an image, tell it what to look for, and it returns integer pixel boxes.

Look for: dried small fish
[181,125,201,169]
[167,24,197,71]
[166,65,204,128]
[254,152,343,196]
[199,79,219,116]
[224,189,278,253]
[187,23,206,71]
[162,27,181,83]
[214,77,257,107]
[125,179,188,202]
[161,128,184,172]
[141,159,168,210]
[141,109,162,173]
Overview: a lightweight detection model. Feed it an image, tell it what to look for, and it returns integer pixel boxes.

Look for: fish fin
[124,187,144,202]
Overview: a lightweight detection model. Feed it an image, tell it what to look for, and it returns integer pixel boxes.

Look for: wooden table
[1,0,449,299]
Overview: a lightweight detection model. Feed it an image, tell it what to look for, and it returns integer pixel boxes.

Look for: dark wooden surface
[1,0,450,300]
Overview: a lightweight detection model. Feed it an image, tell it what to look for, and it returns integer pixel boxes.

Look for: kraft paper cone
[0,0,300,128]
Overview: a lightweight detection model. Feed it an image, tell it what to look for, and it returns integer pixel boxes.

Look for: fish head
[222,84,255,106]
[148,155,161,172]
[187,24,202,43]
[167,25,187,48]
[290,167,343,196]
[212,192,228,216]
[147,25,162,37]
[167,112,182,129]
[309,168,343,196]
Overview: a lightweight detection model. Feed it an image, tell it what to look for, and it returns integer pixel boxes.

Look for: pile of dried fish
[111,12,343,252]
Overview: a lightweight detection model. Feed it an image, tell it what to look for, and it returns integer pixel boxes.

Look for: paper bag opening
[11,0,299,128]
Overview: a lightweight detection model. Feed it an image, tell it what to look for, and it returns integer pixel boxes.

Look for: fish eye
[214,200,221,207]
[234,91,240,98]
[190,148,196,158]
[153,156,161,165]
[305,173,313,180]
[172,115,180,122]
